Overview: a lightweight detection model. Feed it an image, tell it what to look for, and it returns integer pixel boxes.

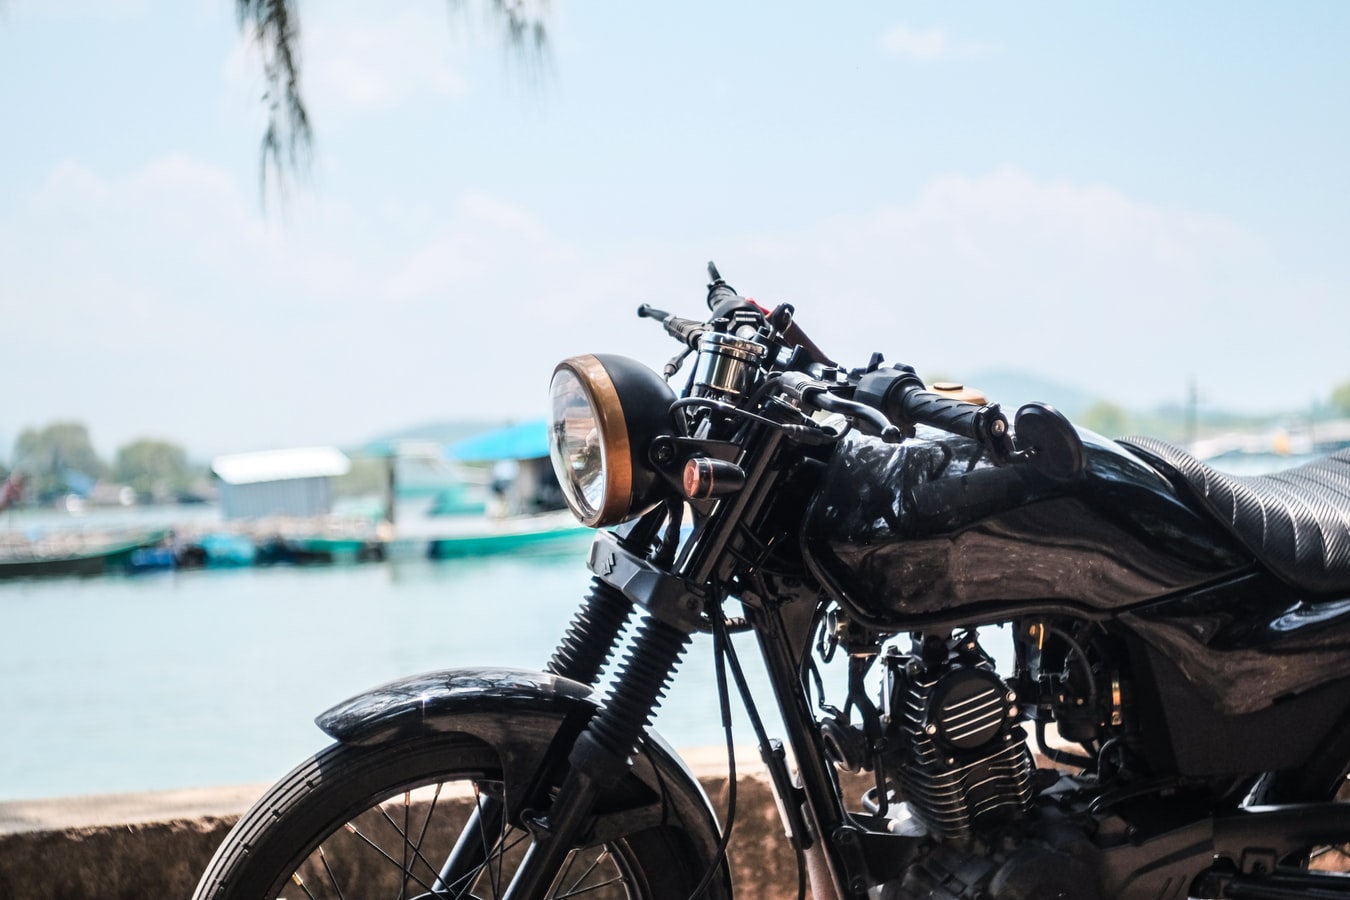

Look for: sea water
[0,539,794,801]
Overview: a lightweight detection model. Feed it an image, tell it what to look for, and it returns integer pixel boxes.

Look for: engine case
[886,641,1034,839]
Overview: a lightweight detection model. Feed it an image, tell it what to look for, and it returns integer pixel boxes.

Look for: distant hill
[935,370,1308,443]
[954,369,1098,417]
[352,419,509,455]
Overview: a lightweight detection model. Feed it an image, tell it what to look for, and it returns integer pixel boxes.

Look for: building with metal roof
[211,447,351,520]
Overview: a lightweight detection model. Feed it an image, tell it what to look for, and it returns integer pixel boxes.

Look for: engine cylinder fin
[888,646,1035,839]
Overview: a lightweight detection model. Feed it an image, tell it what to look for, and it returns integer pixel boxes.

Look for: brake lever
[777,372,904,443]
[812,393,905,443]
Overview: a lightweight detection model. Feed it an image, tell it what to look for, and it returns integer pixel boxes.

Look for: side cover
[316,666,725,853]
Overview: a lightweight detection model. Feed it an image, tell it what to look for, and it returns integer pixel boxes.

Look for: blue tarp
[447,419,550,462]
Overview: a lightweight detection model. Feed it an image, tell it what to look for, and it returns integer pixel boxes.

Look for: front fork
[433,573,639,894]
[502,615,692,900]
[480,518,707,900]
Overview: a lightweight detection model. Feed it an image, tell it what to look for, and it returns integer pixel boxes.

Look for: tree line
[1,422,201,506]
[1080,377,1350,439]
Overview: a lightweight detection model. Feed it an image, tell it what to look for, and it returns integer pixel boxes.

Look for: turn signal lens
[682,457,746,500]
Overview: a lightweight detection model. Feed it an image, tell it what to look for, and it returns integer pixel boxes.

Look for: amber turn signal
[682,457,747,500]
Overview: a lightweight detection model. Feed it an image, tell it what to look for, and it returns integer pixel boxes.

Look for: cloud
[880,24,990,62]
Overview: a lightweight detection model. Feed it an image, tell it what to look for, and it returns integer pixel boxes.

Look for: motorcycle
[194,263,1350,900]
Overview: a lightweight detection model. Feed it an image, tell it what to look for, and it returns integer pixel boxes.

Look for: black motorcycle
[194,264,1350,900]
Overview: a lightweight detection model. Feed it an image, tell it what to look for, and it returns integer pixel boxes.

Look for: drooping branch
[236,0,550,203]
[483,0,549,57]
[236,0,311,200]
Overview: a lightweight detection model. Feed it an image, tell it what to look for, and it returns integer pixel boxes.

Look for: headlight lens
[548,354,675,528]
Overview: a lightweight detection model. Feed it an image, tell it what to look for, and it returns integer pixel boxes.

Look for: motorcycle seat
[1118,437,1350,596]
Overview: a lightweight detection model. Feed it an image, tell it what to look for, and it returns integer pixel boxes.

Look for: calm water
[0,528,785,802]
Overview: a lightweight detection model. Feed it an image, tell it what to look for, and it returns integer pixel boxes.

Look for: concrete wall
[0,753,803,900]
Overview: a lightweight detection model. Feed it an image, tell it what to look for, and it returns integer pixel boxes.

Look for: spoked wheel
[193,733,720,900]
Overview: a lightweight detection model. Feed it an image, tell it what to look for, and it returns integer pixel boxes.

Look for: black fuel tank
[802,426,1249,629]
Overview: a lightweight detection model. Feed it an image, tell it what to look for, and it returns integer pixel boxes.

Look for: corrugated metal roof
[447,419,550,462]
[211,447,351,486]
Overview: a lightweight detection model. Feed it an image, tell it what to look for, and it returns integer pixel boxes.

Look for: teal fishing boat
[423,420,588,558]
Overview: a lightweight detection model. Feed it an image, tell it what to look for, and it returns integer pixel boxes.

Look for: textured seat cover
[1119,437,1350,596]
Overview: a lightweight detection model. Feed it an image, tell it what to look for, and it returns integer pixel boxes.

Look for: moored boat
[0,527,171,580]
[425,509,590,559]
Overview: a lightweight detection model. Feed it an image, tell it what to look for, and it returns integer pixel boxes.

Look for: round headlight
[548,354,676,527]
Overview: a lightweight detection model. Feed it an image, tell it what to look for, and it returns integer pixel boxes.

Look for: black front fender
[317,666,596,746]
[315,666,724,853]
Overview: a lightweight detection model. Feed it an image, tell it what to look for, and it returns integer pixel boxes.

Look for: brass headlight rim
[554,355,634,528]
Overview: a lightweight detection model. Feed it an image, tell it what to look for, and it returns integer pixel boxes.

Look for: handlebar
[644,263,1015,457]
[637,304,708,349]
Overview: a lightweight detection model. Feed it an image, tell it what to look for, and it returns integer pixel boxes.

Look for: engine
[881,634,1034,838]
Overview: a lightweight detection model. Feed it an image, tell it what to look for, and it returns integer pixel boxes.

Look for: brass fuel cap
[928,381,989,405]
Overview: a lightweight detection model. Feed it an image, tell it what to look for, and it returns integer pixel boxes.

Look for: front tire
[194,732,724,900]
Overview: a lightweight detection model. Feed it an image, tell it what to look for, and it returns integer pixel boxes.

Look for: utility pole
[1185,377,1198,450]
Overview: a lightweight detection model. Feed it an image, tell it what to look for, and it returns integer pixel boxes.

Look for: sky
[2,1,1348,461]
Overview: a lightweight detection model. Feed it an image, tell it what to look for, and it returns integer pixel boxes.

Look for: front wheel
[193,732,725,900]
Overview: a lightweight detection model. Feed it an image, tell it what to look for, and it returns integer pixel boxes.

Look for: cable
[682,603,738,900]
[716,603,810,900]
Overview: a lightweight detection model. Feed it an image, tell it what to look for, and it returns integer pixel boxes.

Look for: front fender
[317,666,595,746]
[315,666,724,853]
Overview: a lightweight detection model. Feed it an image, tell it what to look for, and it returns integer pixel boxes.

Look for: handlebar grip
[896,389,993,442]
[856,368,1012,458]
[636,304,708,348]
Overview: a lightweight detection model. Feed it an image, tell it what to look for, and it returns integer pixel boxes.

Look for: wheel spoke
[436,790,531,900]
[558,848,610,899]
[554,873,627,900]
[288,870,320,900]
[401,791,411,900]
[317,846,345,900]
[375,794,444,887]
[340,821,441,896]
[555,848,626,900]
[412,781,445,866]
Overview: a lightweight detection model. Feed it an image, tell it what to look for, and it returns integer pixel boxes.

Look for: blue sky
[2,1,1348,459]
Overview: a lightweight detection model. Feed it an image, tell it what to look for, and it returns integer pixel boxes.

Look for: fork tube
[434,576,635,894]
[502,616,692,900]
[547,578,635,683]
